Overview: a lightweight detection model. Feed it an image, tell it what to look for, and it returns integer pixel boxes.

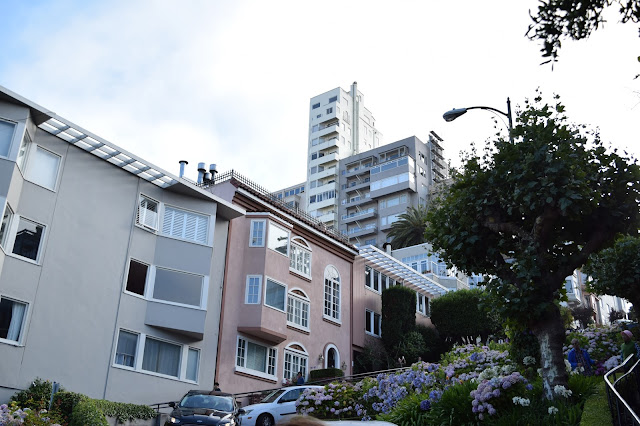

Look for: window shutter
[162,206,208,244]
[138,197,158,230]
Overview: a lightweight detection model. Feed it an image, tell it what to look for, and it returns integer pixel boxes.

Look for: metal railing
[605,354,640,425]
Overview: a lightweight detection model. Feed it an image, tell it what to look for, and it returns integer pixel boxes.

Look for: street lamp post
[443,97,513,142]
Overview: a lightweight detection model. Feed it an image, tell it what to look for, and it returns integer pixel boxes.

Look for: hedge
[70,398,109,426]
[381,286,417,351]
[309,368,344,381]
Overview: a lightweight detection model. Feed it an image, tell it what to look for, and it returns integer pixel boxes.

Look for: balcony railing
[341,208,376,220]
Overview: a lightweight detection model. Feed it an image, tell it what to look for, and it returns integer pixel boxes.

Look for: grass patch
[579,381,612,426]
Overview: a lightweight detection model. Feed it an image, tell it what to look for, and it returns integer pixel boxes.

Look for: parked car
[166,390,245,425]
[239,385,323,426]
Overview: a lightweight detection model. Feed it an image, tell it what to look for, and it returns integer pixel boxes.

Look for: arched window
[287,289,310,330]
[284,343,308,382]
[290,237,312,277]
[324,266,340,321]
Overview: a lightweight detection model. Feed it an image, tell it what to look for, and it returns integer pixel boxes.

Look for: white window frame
[245,275,262,304]
[283,344,309,382]
[0,295,29,346]
[123,258,150,299]
[148,265,208,310]
[365,309,381,337]
[23,145,62,192]
[416,293,431,317]
[267,222,290,257]
[1,212,47,264]
[289,237,312,278]
[249,219,266,247]
[235,335,278,381]
[161,204,210,245]
[365,266,380,293]
[0,118,17,160]
[264,277,287,312]
[0,203,14,251]
[287,289,310,331]
[136,194,159,231]
[323,266,341,323]
[113,329,200,383]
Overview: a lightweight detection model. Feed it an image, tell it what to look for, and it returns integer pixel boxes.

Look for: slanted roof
[359,244,449,297]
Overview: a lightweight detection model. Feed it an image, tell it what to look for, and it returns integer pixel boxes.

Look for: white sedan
[239,385,323,426]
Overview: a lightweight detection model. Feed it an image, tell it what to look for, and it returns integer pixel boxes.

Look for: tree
[381,286,417,352]
[583,235,640,318]
[527,0,640,72]
[571,305,595,329]
[429,289,502,344]
[387,206,429,249]
[424,93,640,399]
[609,309,625,323]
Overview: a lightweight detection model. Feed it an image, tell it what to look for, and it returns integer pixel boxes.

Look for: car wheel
[256,413,274,426]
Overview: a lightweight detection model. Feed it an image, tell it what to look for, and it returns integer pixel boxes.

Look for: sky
[1,0,638,190]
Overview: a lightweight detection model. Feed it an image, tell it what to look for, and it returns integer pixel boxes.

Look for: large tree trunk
[529,303,568,400]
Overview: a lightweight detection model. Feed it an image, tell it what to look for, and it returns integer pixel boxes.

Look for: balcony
[310,166,338,180]
[342,208,377,223]
[317,123,339,138]
[345,164,372,177]
[309,181,338,197]
[145,301,206,340]
[345,224,377,238]
[316,211,336,223]
[342,178,371,193]
[341,194,374,207]
[313,151,339,167]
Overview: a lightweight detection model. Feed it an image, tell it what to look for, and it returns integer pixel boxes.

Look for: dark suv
[166,390,245,425]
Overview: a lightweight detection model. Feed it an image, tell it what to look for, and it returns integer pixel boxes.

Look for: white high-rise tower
[306,82,382,228]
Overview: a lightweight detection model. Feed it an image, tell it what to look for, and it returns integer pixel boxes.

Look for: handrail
[604,353,640,425]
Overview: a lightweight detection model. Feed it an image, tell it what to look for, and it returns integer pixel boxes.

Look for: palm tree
[387,206,429,249]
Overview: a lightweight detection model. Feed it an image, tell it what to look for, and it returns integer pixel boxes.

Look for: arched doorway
[324,344,340,370]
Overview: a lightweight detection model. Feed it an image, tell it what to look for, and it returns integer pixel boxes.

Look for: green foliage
[609,309,624,323]
[584,235,640,319]
[377,392,432,426]
[387,206,429,249]
[527,0,640,70]
[353,339,393,374]
[426,380,478,425]
[11,378,65,412]
[50,392,86,425]
[509,329,541,369]
[571,306,595,329]
[415,324,449,362]
[579,381,612,426]
[309,368,344,381]
[69,399,108,426]
[560,305,574,329]
[430,289,502,344]
[381,286,417,352]
[397,331,426,364]
[92,400,156,423]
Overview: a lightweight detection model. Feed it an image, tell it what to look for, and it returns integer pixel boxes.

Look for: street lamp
[443,97,513,142]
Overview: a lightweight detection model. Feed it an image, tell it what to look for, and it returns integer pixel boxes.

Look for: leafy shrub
[296,382,360,419]
[50,392,86,425]
[397,331,426,364]
[415,324,449,362]
[353,339,392,374]
[1,402,62,425]
[69,399,107,426]
[426,379,477,425]
[564,325,621,374]
[381,286,417,352]
[571,306,595,329]
[377,392,432,426]
[509,329,541,368]
[92,400,156,423]
[431,289,502,344]
[11,379,64,412]
[309,368,344,381]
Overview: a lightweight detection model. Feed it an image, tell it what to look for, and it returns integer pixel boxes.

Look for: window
[0,297,27,344]
[245,275,262,304]
[267,223,289,256]
[328,96,337,103]
[236,336,277,378]
[312,103,320,110]
[16,132,30,170]
[126,259,149,296]
[114,330,200,382]
[366,268,380,292]
[250,220,265,247]
[142,336,182,377]
[417,294,430,316]
[153,267,204,308]
[186,348,200,382]
[11,217,45,262]
[287,290,310,330]
[25,146,61,191]
[265,278,286,311]
[365,310,381,337]
[0,119,15,158]
[137,196,159,230]
[324,266,340,321]
[284,346,308,381]
[115,330,138,367]
[326,107,333,114]
[162,206,208,244]
[290,238,311,277]
[0,204,13,250]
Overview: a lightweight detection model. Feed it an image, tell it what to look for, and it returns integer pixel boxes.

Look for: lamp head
[443,107,468,122]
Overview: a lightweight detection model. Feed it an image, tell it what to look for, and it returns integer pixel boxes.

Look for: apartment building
[0,86,243,404]
[207,171,359,394]
[339,134,448,248]
[306,82,382,228]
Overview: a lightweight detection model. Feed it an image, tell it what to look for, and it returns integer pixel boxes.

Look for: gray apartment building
[338,133,447,248]
[0,86,243,404]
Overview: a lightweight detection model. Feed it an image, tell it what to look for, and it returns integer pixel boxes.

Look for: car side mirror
[168,402,176,408]
[237,408,246,415]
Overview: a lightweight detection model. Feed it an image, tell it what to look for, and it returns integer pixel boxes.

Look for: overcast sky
[1,0,638,190]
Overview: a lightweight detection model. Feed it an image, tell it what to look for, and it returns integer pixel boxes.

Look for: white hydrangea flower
[548,406,559,414]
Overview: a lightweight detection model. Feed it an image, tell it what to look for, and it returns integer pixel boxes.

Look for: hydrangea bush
[564,325,622,374]
[0,403,61,425]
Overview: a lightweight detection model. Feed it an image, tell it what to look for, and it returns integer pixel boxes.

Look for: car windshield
[179,394,233,412]
[260,389,287,403]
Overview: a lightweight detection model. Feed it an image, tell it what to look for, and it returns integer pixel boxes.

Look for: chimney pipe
[209,164,218,184]
[197,162,206,184]
[178,160,188,178]
[203,172,211,183]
